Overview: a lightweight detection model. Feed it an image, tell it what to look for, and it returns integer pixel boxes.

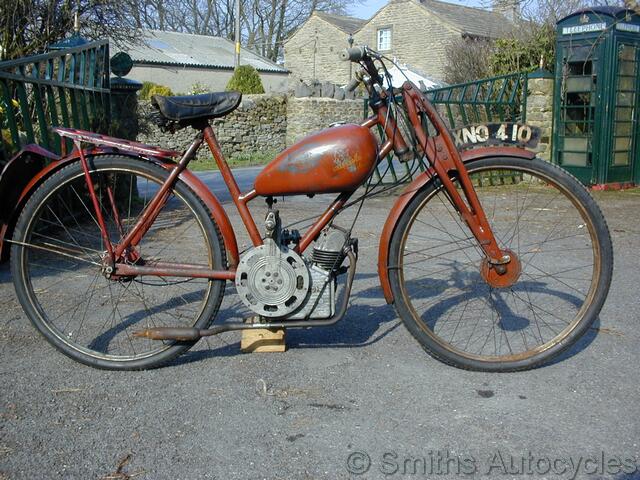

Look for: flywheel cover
[235,239,310,317]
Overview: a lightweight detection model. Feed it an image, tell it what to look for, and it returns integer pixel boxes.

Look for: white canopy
[385,64,443,91]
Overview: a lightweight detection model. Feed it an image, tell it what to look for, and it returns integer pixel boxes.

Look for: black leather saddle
[151,92,242,126]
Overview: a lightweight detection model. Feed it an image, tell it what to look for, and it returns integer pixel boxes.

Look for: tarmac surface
[0,167,638,479]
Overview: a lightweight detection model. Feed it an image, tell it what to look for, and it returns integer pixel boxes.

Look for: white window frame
[377,27,392,51]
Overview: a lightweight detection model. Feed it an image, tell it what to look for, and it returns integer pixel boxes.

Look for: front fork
[400,83,508,268]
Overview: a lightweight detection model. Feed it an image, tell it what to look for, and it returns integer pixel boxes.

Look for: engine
[234,209,351,320]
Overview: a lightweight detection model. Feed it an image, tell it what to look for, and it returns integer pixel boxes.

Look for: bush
[489,22,556,75]
[443,21,556,84]
[139,81,156,100]
[225,65,265,94]
[148,85,174,98]
[139,82,174,100]
[444,37,495,85]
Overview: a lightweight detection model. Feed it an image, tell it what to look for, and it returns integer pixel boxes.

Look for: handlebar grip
[339,47,366,62]
[345,78,360,92]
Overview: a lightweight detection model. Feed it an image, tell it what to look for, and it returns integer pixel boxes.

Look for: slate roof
[114,30,287,73]
[315,11,367,34]
[414,0,511,38]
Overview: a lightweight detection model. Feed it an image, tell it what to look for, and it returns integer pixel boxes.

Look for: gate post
[525,69,554,161]
[110,77,142,141]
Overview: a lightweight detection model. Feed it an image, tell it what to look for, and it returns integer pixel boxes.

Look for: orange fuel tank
[254,124,378,196]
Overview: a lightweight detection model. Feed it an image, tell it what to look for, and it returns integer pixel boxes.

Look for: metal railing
[426,71,528,129]
[0,40,111,162]
[367,71,529,183]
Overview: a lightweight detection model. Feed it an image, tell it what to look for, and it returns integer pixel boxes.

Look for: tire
[11,155,226,370]
[389,157,613,372]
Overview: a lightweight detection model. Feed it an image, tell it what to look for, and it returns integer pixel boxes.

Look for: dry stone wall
[286,97,364,145]
[137,93,366,155]
[137,94,287,158]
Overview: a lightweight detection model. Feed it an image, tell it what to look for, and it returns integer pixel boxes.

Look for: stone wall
[525,73,554,161]
[285,97,364,145]
[137,94,287,158]
[136,93,364,155]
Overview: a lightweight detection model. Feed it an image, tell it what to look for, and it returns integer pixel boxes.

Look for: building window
[377,28,391,51]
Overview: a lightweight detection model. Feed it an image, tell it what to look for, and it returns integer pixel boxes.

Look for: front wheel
[389,157,613,371]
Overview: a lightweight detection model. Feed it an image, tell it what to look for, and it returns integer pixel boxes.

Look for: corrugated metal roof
[415,0,512,38]
[114,30,287,73]
[315,11,367,34]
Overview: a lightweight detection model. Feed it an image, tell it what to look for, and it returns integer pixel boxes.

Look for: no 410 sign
[452,123,541,149]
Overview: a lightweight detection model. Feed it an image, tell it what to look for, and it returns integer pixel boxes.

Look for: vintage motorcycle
[6,47,612,371]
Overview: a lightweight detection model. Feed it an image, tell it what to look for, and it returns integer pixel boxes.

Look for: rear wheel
[11,155,226,370]
[389,157,613,371]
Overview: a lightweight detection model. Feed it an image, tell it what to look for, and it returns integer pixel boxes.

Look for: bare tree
[624,0,639,13]
[128,0,358,62]
[0,0,139,60]
[443,36,496,84]
[444,0,633,83]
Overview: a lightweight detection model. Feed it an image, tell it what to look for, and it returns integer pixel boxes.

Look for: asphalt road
[0,169,638,480]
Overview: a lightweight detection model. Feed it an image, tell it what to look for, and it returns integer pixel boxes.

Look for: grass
[189,150,276,171]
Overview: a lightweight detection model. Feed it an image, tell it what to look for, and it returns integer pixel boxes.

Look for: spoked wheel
[11,155,226,370]
[389,157,613,371]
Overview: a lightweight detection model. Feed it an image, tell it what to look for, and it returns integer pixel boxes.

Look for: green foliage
[225,65,265,94]
[139,81,157,100]
[148,85,174,98]
[1,129,15,161]
[489,23,556,75]
[139,82,174,100]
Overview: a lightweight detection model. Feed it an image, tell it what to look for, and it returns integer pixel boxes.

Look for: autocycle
[6,46,612,371]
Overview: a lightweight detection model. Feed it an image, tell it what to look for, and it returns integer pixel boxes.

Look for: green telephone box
[553,7,640,186]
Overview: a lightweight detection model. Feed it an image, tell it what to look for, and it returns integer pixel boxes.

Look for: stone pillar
[110,77,143,140]
[525,69,554,161]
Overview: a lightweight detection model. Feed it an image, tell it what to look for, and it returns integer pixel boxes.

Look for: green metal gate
[0,40,111,163]
[366,71,528,183]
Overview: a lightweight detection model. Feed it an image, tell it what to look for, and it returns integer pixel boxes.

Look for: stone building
[285,0,512,85]
[284,12,366,85]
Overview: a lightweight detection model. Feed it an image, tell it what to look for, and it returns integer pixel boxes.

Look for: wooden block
[241,327,286,353]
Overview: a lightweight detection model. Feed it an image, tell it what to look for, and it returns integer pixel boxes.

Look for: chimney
[492,0,520,21]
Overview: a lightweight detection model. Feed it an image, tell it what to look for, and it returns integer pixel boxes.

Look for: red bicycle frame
[52,81,507,284]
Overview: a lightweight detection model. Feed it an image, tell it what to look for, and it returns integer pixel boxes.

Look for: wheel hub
[101,248,140,282]
[480,249,521,288]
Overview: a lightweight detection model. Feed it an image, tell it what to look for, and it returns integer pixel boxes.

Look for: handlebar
[339,47,367,62]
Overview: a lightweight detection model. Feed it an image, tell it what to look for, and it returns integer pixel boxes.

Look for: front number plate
[452,123,542,150]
